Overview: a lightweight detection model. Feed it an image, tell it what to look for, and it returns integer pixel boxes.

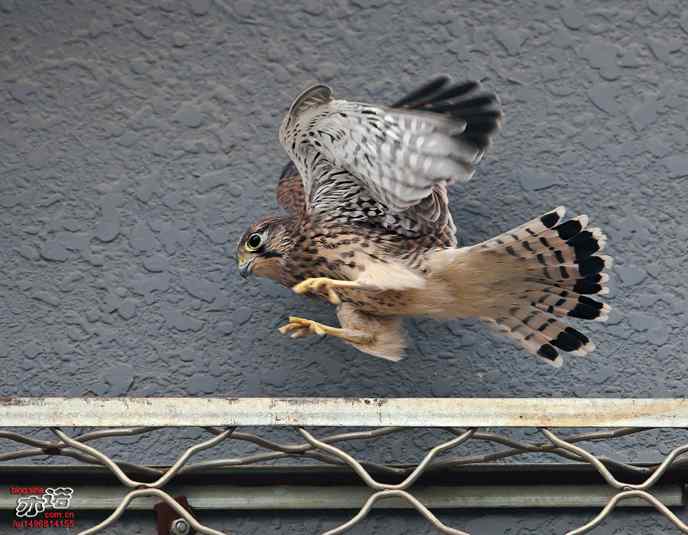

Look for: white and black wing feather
[279,79,502,215]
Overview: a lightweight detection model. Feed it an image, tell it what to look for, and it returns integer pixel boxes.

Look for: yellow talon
[278,316,330,338]
[291,277,361,305]
[277,316,374,346]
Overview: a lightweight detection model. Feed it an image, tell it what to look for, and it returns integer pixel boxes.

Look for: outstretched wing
[275,161,305,216]
[278,77,501,227]
[275,76,500,225]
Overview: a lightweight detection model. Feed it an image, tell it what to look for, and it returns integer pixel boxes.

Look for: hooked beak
[237,255,253,279]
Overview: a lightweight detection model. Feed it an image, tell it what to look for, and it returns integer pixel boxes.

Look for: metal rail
[3,397,688,427]
[0,464,684,510]
[2,398,688,534]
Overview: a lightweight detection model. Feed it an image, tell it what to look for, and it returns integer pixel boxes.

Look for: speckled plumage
[241,77,487,286]
[271,77,499,285]
[237,77,613,365]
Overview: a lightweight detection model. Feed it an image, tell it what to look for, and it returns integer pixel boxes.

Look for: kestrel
[237,76,612,366]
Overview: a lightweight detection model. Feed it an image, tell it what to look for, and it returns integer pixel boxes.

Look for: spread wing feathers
[391,77,503,153]
[477,208,612,366]
[275,161,305,216]
[432,207,611,367]
[275,77,450,216]
[278,78,457,215]
[390,75,454,108]
[279,79,502,214]
[486,312,595,368]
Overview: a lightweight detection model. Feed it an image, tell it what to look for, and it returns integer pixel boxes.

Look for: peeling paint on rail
[1,398,688,428]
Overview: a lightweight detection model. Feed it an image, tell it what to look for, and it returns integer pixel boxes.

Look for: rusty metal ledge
[1,483,682,510]
[1,398,687,428]
[0,464,684,510]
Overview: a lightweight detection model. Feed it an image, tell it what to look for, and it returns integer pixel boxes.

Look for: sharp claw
[279,319,307,335]
[293,279,322,295]
[292,283,306,295]
[279,317,330,339]
[291,278,353,304]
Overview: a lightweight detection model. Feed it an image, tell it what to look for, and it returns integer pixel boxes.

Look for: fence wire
[1,424,688,534]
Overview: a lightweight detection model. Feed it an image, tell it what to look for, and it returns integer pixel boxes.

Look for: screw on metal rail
[154,495,196,535]
[170,518,191,535]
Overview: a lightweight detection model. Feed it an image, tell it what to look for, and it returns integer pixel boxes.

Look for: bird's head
[236,215,293,282]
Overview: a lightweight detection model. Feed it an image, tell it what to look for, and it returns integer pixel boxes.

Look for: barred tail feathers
[435,207,612,366]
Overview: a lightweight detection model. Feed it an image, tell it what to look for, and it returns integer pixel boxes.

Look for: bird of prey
[236,76,612,366]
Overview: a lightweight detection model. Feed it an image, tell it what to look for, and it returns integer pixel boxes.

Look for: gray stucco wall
[1,0,687,533]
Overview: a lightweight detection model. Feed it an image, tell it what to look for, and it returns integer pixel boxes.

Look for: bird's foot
[278,316,330,338]
[292,277,361,305]
[278,316,373,344]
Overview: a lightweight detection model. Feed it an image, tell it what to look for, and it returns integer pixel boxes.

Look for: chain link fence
[1,398,688,534]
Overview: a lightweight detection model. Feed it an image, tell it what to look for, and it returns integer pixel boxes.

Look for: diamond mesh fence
[1,398,687,534]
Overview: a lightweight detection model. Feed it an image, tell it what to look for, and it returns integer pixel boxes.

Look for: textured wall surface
[1,0,687,533]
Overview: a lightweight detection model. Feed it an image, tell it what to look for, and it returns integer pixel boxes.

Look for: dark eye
[245,233,263,251]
